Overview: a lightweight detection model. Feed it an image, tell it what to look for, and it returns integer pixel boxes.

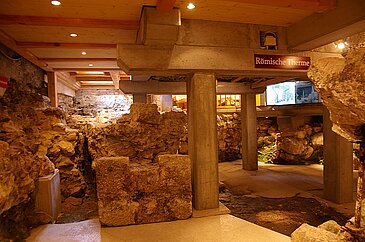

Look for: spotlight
[69,33,78,37]
[187,3,196,9]
[51,1,61,6]
[337,42,345,49]
[81,51,87,55]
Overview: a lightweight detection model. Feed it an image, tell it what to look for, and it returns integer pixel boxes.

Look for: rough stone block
[93,155,192,226]
[291,223,339,242]
[130,103,160,124]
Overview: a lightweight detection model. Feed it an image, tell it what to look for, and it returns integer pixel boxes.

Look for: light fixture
[51,0,61,6]
[187,3,196,9]
[337,42,345,49]
[81,51,87,55]
[69,33,78,37]
[88,63,94,67]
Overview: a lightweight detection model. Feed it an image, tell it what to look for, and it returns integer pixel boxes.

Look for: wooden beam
[47,72,58,107]
[76,76,113,81]
[80,81,114,85]
[251,77,296,89]
[227,0,336,12]
[39,58,116,62]
[71,74,110,78]
[56,72,81,90]
[0,30,51,71]
[17,42,116,49]
[232,76,245,83]
[53,68,121,71]
[0,15,139,30]
[156,0,176,11]
[109,71,120,89]
[80,85,116,90]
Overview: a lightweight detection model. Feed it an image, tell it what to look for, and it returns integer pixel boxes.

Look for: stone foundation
[93,155,192,226]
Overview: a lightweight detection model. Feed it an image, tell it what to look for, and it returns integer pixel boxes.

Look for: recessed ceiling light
[88,63,94,67]
[337,42,345,49]
[69,33,78,37]
[81,51,87,55]
[187,3,196,9]
[51,0,61,6]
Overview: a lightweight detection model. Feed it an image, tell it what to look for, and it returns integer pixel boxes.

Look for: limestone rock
[93,155,192,226]
[308,46,365,142]
[291,223,339,242]
[280,137,308,155]
[311,132,323,146]
[130,103,160,124]
[56,140,75,156]
[318,220,341,234]
[87,105,187,163]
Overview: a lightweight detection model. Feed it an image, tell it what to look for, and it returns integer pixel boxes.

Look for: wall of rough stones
[74,89,131,122]
[0,45,89,240]
[58,93,75,115]
[0,45,52,240]
[86,104,187,163]
[217,113,324,164]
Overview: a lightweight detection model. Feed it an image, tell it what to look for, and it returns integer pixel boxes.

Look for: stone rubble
[276,124,323,164]
[291,221,354,242]
[86,104,188,163]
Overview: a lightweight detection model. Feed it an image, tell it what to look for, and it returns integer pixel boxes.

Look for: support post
[241,93,258,170]
[47,72,58,107]
[187,73,219,210]
[133,94,147,103]
[323,108,353,203]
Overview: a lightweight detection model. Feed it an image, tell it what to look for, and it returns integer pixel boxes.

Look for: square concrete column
[241,93,258,171]
[187,73,219,210]
[47,72,58,107]
[133,94,147,103]
[323,108,353,203]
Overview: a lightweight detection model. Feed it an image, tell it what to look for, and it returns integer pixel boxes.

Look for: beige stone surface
[28,215,291,242]
[291,223,339,242]
[308,46,365,142]
[87,104,187,162]
[93,155,192,226]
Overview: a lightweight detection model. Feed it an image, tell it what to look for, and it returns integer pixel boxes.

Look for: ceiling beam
[109,71,121,89]
[232,76,245,83]
[156,0,176,12]
[0,15,139,30]
[39,58,116,62]
[288,0,365,50]
[0,30,51,71]
[76,77,113,81]
[16,42,116,49]
[251,77,296,89]
[71,74,110,78]
[227,0,336,12]
[53,68,121,71]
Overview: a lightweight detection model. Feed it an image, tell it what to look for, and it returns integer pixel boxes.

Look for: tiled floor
[28,215,290,242]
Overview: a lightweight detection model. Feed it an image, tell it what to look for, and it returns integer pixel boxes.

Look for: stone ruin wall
[72,89,131,124]
[217,113,324,164]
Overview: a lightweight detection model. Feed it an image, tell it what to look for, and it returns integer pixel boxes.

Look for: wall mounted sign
[254,54,311,70]
[260,31,278,50]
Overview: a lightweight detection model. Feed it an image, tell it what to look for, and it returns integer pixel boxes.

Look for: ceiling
[0,0,337,87]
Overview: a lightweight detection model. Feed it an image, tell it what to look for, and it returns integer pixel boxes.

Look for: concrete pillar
[241,93,258,170]
[323,108,353,203]
[187,73,219,210]
[133,94,147,103]
[47,72,58,107]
